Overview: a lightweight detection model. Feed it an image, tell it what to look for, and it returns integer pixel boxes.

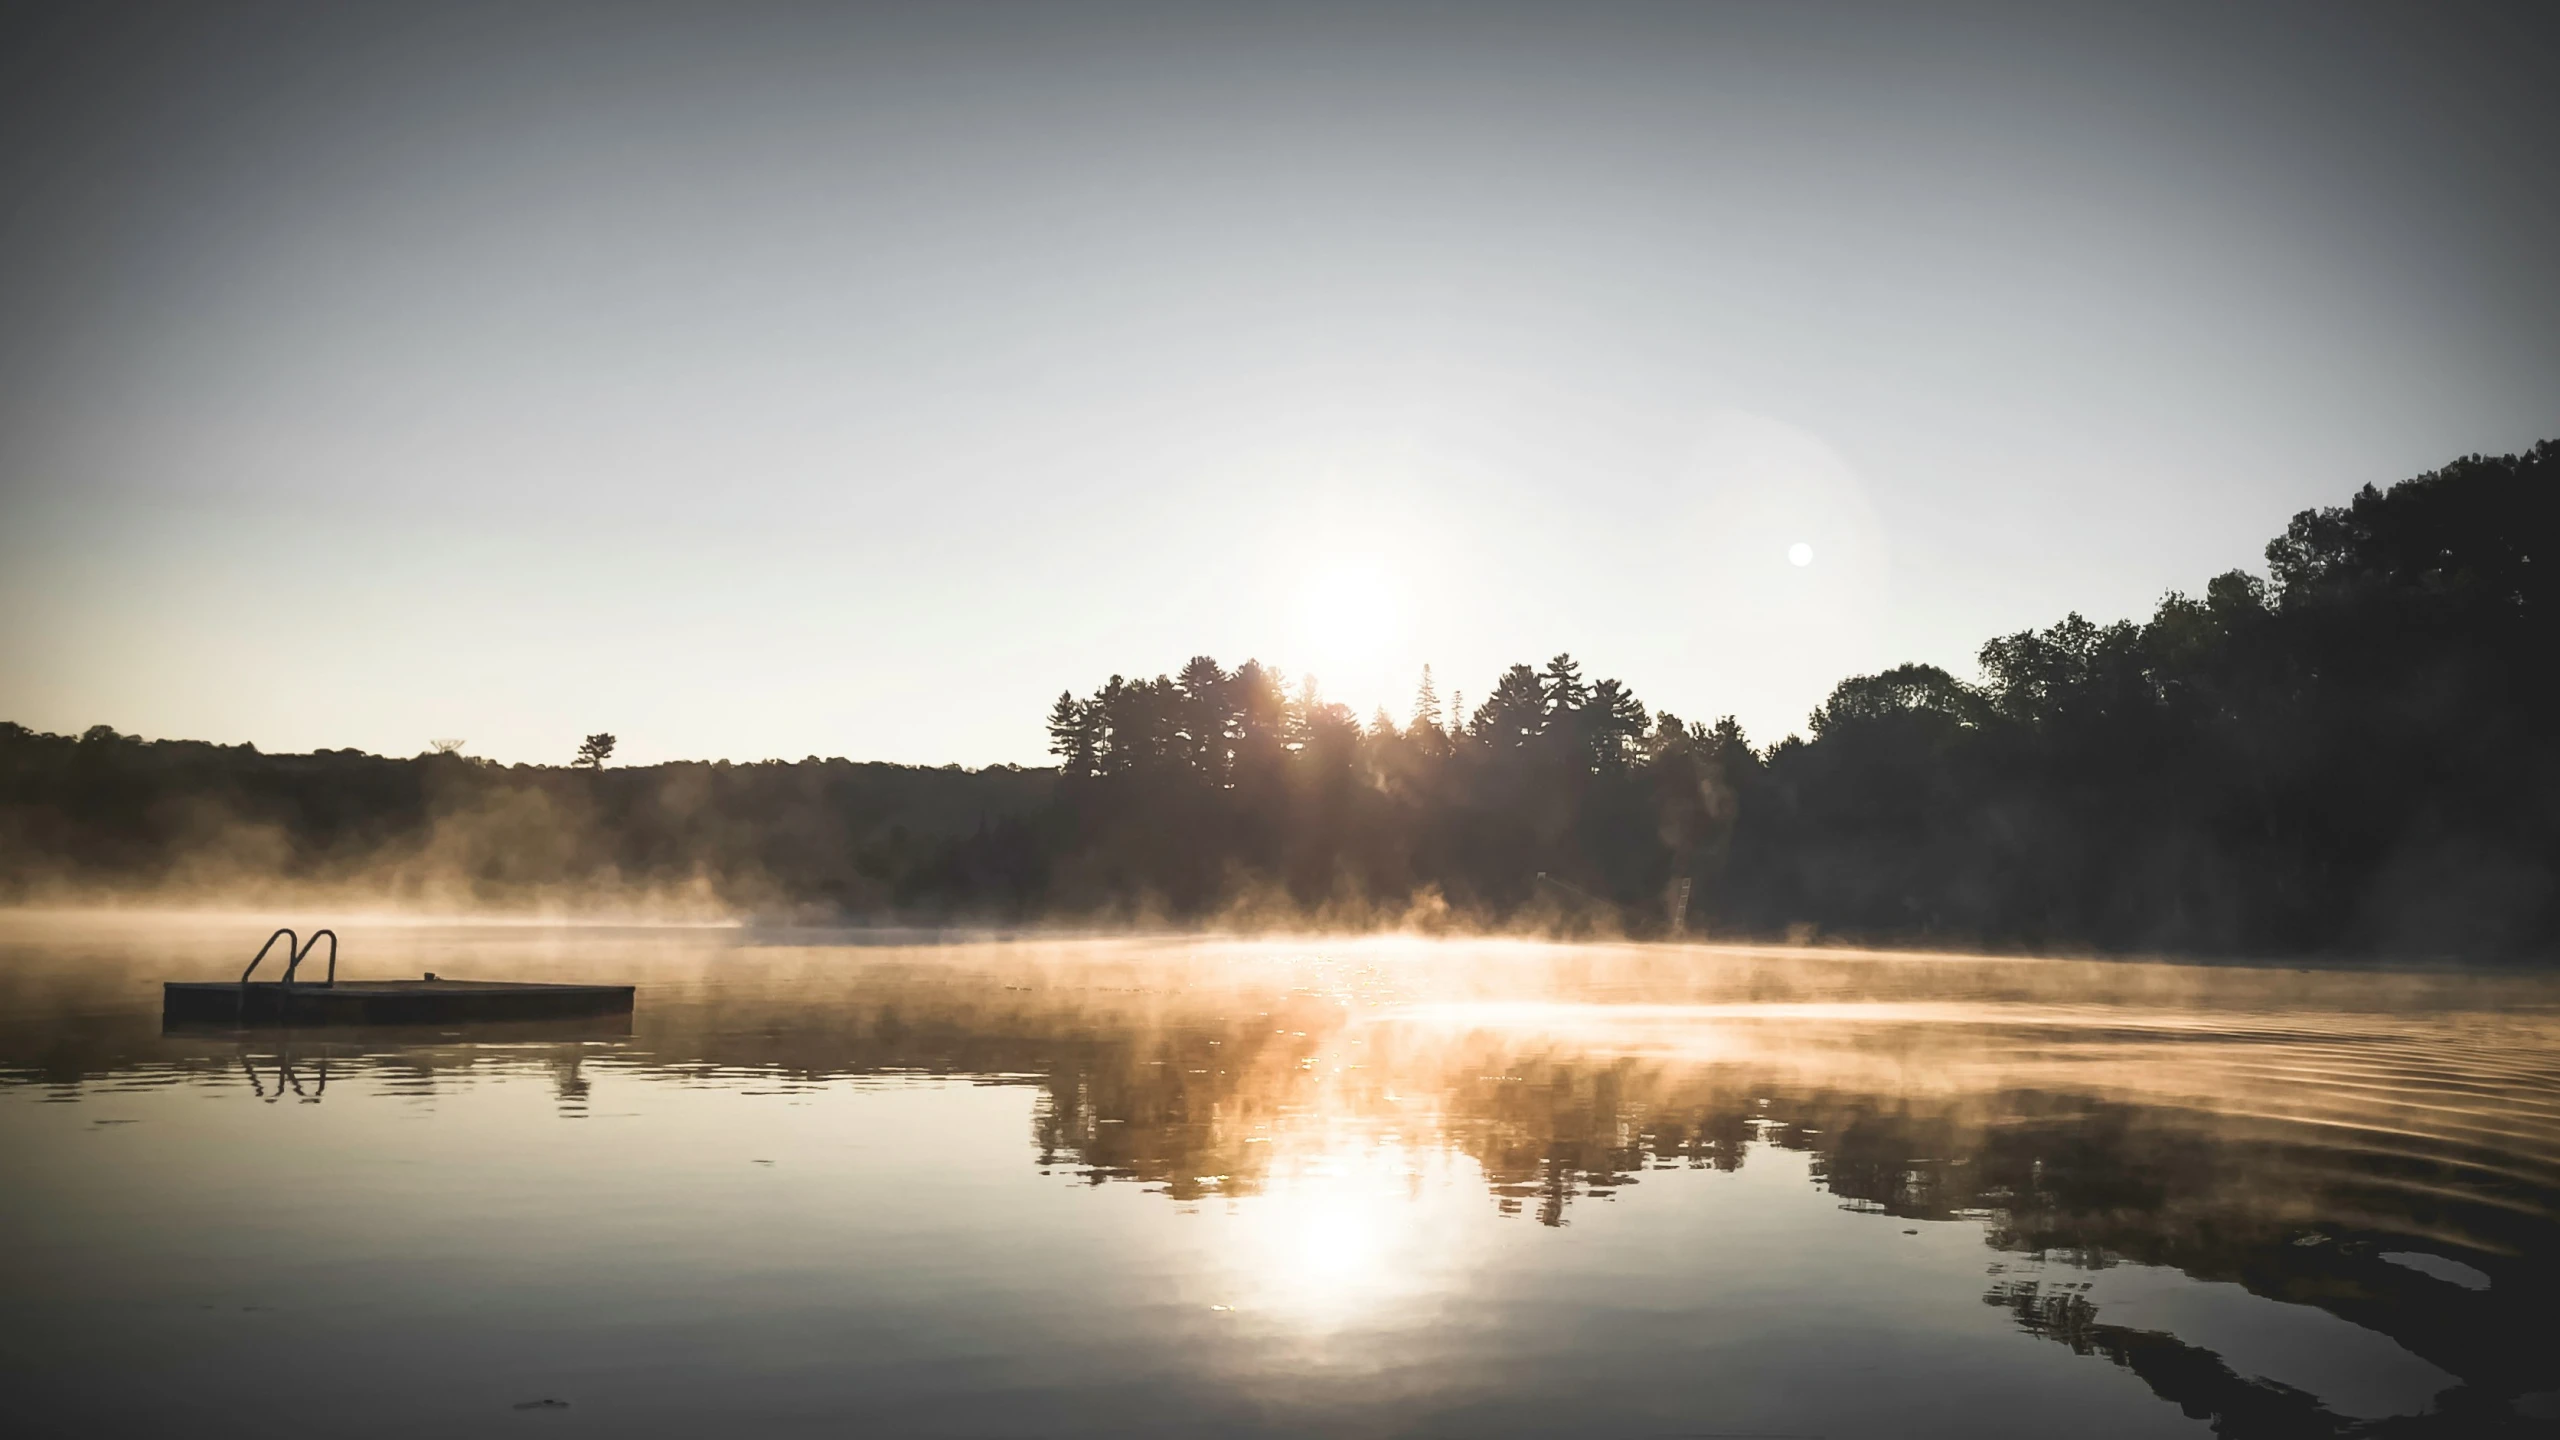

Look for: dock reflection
[8,926,2558,1435]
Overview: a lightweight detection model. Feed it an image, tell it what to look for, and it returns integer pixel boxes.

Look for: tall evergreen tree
[1046,691,1096,779]
[1540,654,1590,717]
[1477,666,1548,749]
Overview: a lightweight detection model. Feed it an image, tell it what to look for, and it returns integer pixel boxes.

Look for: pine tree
[1046,691,1096,778]
[1175,655,1231,783]
[1584,678,1649,771]
[1482,665,1548,748]
[1092,676,1129,776]
[1411,664,1442,733]
[1540,653,1590,717]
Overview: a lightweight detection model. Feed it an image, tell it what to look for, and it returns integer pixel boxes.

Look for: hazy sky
[3,1,2554,766]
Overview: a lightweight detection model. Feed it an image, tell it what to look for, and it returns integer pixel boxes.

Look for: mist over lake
[7,916,2557,1437]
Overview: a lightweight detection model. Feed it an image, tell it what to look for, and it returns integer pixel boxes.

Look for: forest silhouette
[1031,439,2557,955]
[3,440,2551,957]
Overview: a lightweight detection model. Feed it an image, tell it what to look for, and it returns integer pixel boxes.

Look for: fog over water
[8,914,2557,1437]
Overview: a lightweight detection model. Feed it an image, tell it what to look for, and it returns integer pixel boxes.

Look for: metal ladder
[239,928,339,989]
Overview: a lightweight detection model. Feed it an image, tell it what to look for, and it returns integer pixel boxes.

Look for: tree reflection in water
[9,926,2558,1434]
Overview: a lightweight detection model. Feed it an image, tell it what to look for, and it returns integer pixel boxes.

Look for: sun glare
[1215,1138,1466,1335]
[1293,558,1406,705]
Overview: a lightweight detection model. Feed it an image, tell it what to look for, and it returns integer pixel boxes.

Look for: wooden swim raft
[162,928,635,1026]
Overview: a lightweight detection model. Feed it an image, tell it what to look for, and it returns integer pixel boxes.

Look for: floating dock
[166,927,637,1027]
[164,977,637,1026]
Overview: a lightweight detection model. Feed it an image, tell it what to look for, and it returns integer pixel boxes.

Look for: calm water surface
[5,916,2559,1438]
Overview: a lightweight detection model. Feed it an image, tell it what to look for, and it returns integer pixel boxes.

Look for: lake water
[5,915,2558,1438]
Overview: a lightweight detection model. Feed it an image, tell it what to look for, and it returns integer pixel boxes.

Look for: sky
[2,0,2555,767]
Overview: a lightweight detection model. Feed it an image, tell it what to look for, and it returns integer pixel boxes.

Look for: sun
[1294,557,1404,686]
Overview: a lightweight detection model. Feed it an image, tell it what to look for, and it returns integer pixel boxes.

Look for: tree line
[1027,440,2557,956]
[0,731,1049,915]
[2,440,2550,955]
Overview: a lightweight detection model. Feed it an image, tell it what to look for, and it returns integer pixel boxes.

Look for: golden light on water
[1212,1139,1471,1336]
[11,917,2560,1427]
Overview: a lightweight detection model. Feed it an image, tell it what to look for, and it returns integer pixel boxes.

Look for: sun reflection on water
[9,921,2560,1431]
[1218,1139,1456,1334]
